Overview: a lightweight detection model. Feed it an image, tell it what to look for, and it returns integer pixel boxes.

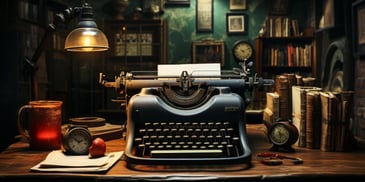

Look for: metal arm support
[25,5,83,100]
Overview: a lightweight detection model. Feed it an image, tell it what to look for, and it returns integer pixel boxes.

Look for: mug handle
[17,105,32,140]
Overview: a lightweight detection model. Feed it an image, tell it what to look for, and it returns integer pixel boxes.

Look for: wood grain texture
[1,124,364,181]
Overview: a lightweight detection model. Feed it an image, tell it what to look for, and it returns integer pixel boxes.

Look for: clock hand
[75,137,83,143]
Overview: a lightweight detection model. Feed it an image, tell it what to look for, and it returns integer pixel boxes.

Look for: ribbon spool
[69,117,106,127]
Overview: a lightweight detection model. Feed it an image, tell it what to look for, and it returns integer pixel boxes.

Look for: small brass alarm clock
[268,119,299,152]
[62,125,92,155]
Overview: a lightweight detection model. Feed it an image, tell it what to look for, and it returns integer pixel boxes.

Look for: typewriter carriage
[99,62,273,111]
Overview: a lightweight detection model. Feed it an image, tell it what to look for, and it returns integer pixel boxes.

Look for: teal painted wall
[63,0,311,116]
[162,0,267,70]
[70,0,310,71]
[159,0,310,70]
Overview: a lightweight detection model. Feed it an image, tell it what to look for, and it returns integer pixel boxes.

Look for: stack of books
[291,90,355,151]
[291,86,322,147]
[263,72,356,152]
[274,73,297,120]
[319,91,355,152]
[274,75,290,120]
[263,16,300,37]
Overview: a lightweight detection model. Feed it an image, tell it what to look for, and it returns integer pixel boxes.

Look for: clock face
[233,40,253,61]
[269,124,290,145]
[64,127,92,155]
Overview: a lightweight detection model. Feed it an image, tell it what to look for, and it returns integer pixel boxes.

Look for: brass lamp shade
[64,3,109,52]
[65,27,109,52]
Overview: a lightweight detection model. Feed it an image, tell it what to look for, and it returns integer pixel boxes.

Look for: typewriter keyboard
[132,121,244,158]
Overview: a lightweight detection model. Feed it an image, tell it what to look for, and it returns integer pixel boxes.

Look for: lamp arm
[54,7,82,25]
[25,6,82,100]
[27,6,82,66]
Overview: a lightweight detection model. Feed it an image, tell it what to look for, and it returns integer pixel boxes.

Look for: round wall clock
[232,40,254,62]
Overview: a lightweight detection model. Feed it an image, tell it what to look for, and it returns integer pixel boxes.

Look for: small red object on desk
[257,152,303,165]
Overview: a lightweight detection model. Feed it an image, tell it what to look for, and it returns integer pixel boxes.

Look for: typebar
[151,149,223,158]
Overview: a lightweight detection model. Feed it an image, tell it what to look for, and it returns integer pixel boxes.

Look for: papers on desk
[31,150,123,173]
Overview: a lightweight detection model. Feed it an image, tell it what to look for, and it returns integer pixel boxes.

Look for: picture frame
[113,32,154,57]
[165,0,190,6]
[269,0,289,15]
[141,0,164,14]
[226,13,247,35]
[229,0,247,10]
[192,40,225,65]
[352,0,365,57]
[196,0,213,32]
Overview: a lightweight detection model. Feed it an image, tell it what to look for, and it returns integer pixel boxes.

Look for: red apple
[89,137,106,158]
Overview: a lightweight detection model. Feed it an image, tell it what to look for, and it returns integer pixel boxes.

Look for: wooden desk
[1,124,364,181]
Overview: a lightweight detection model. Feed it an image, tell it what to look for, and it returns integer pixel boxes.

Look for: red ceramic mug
[17,100,63,150]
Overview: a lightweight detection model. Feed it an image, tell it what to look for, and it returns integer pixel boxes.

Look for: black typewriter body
[99,64,274,167]
[124,86,252,165]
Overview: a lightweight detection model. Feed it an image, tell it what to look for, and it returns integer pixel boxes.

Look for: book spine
[306,91,321,149]
[306,92,314,149]
[320,92,330,151]
[298,90,306,147]
[275,75,290,120]
[292,88,307,147]
[320,92,337,152]
[333,92,343,152]
[313,92,322,149]
[337,91,354,151]
[285,73,296,120]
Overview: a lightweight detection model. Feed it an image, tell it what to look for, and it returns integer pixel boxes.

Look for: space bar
[150,149,223,158]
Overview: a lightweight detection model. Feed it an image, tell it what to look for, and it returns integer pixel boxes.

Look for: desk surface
[1,124,364,181]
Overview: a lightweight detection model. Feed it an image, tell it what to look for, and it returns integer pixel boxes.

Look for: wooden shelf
[253,36,317,110]
[255,36,317,79]
[103,19,168,71]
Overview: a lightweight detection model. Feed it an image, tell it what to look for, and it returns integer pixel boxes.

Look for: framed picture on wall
[229,0,246,10]
[192,40,225,65]
[141,0,164,14]
[196,0,213,32]
[353,0,365,57]
[269,0,289,15]
[165,0,190,6]
[226,13,247,35]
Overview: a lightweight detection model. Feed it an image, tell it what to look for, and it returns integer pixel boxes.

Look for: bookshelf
[256,15,317,79]
[253,36,317,110]
[7,0,69,102]
[2,0,69,150]
[103,19,168,73]
[95,19,168,117]
[43,0,70,106]
[255,36,317,80]
[253,16,317,111]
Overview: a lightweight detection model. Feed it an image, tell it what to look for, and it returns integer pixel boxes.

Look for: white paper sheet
[31,150,123,172]
[157,63,221,80]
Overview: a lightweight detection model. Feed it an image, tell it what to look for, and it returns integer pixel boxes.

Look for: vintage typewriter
[99,63,273,168]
